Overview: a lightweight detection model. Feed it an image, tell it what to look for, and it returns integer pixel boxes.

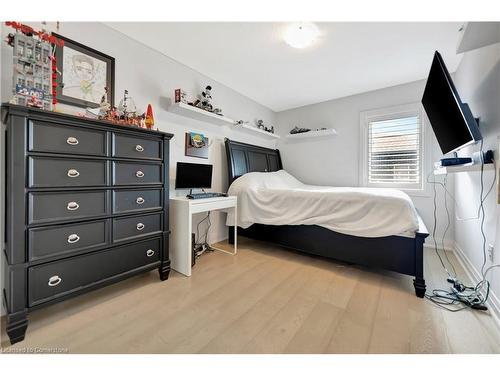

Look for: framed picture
[53,33,115,108]
[185,132,209,159]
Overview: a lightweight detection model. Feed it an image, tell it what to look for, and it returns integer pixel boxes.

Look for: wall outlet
[472,151,483,164]
[488,244,495,262]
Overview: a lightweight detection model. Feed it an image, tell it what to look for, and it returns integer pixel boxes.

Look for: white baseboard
[453,242,500,327]
[423,236,455,252]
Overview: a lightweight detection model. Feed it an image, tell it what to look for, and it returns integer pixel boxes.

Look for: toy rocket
[145,104,154,129]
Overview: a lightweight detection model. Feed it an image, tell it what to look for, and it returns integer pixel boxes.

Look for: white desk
[169,196,237,276]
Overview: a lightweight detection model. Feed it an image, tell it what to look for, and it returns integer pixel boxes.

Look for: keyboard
[186,192,228,200]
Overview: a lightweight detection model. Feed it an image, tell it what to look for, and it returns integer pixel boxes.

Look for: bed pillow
[228,170,303,195]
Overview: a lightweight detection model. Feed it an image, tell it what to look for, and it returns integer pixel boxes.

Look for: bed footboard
[413,216,429,297]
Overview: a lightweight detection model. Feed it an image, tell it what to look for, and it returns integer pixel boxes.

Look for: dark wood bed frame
[224,138,429,297]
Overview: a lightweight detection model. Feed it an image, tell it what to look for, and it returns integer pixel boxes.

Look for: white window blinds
[368,116,421,185]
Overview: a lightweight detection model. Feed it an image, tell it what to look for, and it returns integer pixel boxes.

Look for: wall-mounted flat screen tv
[422,50,482,155]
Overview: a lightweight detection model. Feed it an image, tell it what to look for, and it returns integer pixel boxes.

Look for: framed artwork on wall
[53,33,115,108]
[185,132,209,159]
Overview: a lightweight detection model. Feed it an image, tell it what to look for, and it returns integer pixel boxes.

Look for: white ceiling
[106,22,463,112]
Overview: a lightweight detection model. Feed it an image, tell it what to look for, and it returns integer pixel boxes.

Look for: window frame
[359,102,431,196]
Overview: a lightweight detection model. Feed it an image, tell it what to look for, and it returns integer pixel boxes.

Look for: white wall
[0,22,277,254]
[0,22,280,315]
[276,79,455,247]
[453,39,500,311]
[4,22,496,317]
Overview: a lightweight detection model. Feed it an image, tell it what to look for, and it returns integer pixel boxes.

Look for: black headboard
[225,138,283,185]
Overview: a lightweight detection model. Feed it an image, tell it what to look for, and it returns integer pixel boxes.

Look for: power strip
[194,243,214,258]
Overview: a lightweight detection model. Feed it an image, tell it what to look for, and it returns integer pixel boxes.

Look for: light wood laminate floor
[2,237,500,353]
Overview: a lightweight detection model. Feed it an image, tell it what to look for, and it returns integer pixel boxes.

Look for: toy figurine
[99,87,111,116]
[256,119,275,133]
[109,106,119,121]
[139,114,146,129]
[234,120,249,126]
[27,94,43,108]
[118,90,137,119]
[180,90,188,104]
[194,85,213,111]
[175,88,189,104]
[145,104,154,129]
[192,85,223,115]
[290,126,311,134]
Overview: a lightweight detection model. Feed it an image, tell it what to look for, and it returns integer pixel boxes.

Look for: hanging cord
[195,212,213,258]
[426,139,500,312]
[478,140,488,276]
[441,175,458,276]
[426,144,496,222]
[431,172,455,278]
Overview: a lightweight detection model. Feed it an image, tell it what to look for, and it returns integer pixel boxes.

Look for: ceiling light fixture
[284,22,320,49]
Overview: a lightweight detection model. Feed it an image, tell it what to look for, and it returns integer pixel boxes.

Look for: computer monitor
[175,162,213,189]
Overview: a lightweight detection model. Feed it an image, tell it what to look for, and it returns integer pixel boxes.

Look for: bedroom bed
[224,138,429,298]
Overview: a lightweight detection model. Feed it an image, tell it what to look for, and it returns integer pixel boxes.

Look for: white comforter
[226,170,419,238]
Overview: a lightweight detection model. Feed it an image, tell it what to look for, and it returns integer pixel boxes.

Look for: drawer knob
[136,197,145,205]
[146,249,155,257]
[135,145,144,152]
[67,233,80,244]
[67,201,80,211]
[136,170,145,178]
[66,136,79,146]
[67,169,80,178]
[136,223,145,231]
[66,137,78,146]
[48,275,62,287]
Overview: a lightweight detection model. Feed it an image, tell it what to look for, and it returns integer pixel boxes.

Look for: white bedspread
[226,170,419,238]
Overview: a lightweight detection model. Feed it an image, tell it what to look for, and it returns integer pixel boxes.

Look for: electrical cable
[195,211,213,258]
[441,175,457,276]
[478,140,489,276]
[478,159,497,217]
[426,139,500,312]
[204,212,212,246]
[195,212,211,246]
[431,172,453,277]
[426,156,496,222]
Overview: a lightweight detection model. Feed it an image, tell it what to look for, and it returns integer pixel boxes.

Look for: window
[360,103,429,194]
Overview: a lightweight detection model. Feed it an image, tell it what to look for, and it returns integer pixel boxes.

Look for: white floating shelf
[434,162,495,175]
[457,22,500,54]
[237,123,280,139]
[168,102,236,126]
[286,128,337,139]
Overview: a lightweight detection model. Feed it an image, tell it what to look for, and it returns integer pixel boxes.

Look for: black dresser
[2,104,174,344]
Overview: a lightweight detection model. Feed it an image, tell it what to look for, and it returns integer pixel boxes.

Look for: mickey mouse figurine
[196,85,213,112]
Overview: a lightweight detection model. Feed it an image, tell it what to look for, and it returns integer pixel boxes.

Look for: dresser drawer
[113,213,162,242]
[29,219,109,261]
[113,133,161,160]
[113,189,162,214]
[112,161,162,186]
[28,238,161,306]
[29,120,107,156]
[29,157,107,188]
[29,190,108,225]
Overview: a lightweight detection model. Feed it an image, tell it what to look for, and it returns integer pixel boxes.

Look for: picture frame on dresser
[53,33,115,108]
[1,103,173,344]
